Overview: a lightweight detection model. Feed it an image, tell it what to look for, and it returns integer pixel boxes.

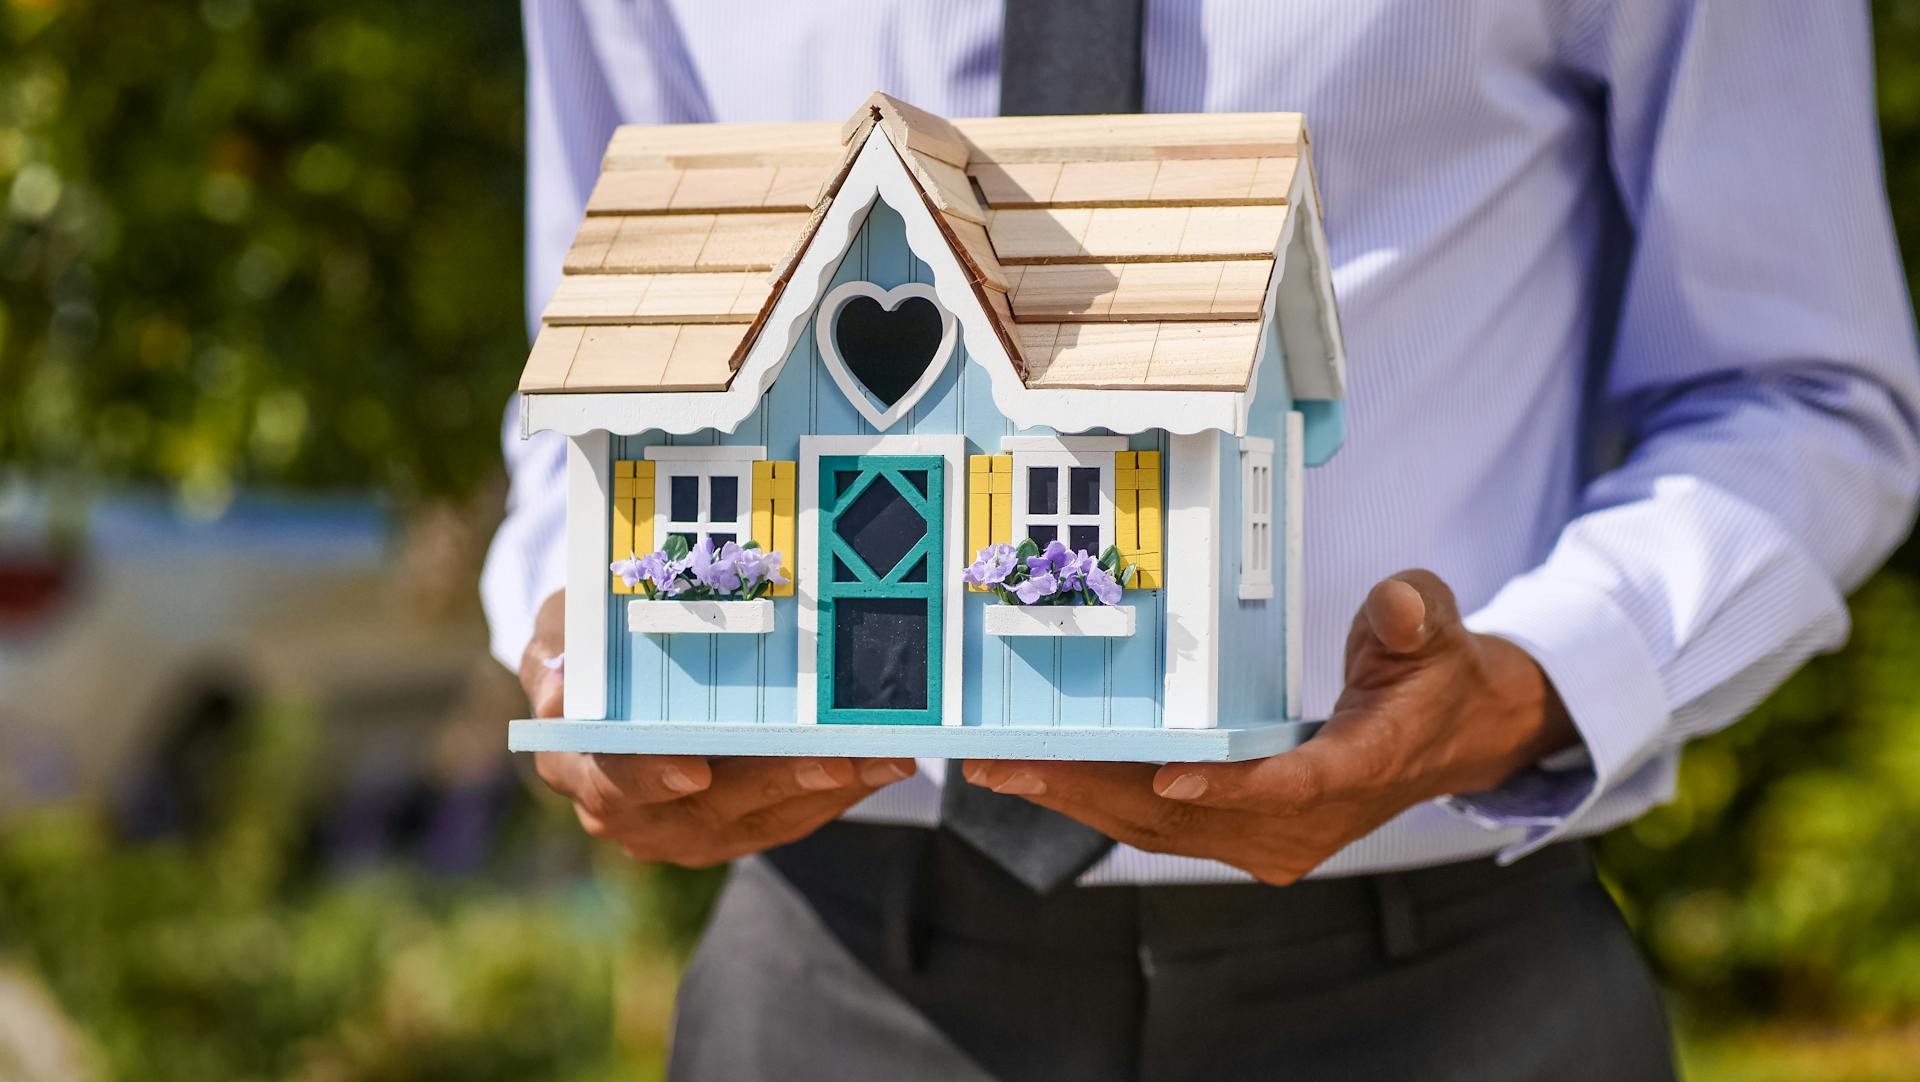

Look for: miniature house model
[509,94,1347,762]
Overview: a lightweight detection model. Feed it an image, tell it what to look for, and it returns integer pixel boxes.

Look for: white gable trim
[1242,149,1346,425]
[523,127,1252,438]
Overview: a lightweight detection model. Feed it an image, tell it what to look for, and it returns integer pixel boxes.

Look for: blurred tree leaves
[0,0,524,512]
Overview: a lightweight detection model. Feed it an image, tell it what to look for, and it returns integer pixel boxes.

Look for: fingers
[1152,703,1407,812]
[536,751,713,810]
[1151,745,1326,812]
[1362,570,1461,657]
[695,756,916,822]
[519,590,568,717]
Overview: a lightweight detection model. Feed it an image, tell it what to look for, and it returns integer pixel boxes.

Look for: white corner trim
[999,435,1129,453]
[642,444,768,461]
[983,604,1136,638]
[627,598,775,634]
[1163,432,1221,730]
[1284,410,1306,720]
[815,280,956,431]
[519,127,1251,439]
[795,434,968,727]
[563,432,610,720]
[1240,435,1275,455]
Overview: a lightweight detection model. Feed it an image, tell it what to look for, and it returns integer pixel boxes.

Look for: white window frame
[643,445,764,551]
[1238,436,1276,600]
[1003,435,1126,556]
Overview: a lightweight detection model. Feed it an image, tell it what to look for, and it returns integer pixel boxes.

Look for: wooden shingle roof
[519,94,1316,396]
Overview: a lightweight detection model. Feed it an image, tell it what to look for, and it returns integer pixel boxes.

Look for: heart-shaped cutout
[815,281,957,431]
[835,295,943,406]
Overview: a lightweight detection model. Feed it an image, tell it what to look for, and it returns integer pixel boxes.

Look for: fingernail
[1159,774,1208,801]
[661,766,703,794]
[859,761,910,786]
[796,761,844,791]
[994,773,1046,796]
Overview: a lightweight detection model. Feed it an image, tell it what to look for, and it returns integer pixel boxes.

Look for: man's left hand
[961,570,1577,886]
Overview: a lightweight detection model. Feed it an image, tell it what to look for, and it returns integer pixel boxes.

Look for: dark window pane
[669,531,697,549]
[1069,525,1100,554]
[1069,467,1100,516]
[900,469,928,496]
[710,532,737,549]
[899,554,927,582]
[710,475,738,524]
[835,470,862,500]
[1028,524,1057,547]
[670,475,699,522]
[833,598,928,711]
[1027,467,1058,515]
[835,475,926,577]
[833,555,860,582]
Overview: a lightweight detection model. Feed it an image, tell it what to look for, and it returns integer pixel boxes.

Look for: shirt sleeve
[1449,1,1920,859]
[482,2,720,669]
[479,0,625,672]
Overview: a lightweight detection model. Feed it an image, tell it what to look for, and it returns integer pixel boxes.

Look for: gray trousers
[668,823,1676,1082]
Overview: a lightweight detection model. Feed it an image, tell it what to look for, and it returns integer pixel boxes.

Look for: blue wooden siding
[1217,312,1297,724]
[606,196,1165,727]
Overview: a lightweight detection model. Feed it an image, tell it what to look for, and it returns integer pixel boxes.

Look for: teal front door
[816,455,944,725]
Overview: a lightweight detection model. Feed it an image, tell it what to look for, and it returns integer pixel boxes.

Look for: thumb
[1361,570,1460,656]
[533,654,565,718]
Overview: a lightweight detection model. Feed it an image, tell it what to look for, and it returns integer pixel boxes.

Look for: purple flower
[609,552,646,588]
[689,538,746,593]
[634,550,684,594]
[737,547,789,590]
[1014,569,1059,604]
[964,544,1019,588]
[1086,564,1123,606]
[1059,549,1097,591]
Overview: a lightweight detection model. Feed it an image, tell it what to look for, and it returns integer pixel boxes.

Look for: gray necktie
[938,0,1145,894]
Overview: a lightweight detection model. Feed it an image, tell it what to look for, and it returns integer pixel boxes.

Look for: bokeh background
[3,2,1920,1079]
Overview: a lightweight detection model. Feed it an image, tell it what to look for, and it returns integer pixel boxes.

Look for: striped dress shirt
[482,0,1920,882]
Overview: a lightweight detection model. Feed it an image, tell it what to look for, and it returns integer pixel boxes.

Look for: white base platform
[508,718,1320,763]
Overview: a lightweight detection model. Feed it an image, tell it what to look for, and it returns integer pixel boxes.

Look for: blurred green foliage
[0,704,695,1082]
[0,0,524,512]
[5,0,1920,1076]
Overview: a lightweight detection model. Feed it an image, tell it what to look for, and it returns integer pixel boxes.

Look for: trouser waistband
[762,820,1595,971]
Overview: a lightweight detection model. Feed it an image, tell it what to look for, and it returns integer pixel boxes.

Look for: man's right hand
[519,590,915,866]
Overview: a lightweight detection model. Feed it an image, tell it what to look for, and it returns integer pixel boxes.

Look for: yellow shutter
[1114,450,1162,589]
[752,460,797,597]
[967,453,1013,589]
[610,460,656,594]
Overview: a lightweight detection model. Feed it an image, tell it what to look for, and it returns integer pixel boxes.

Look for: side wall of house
[1217,319,1299,725]
[605,199,1166,728]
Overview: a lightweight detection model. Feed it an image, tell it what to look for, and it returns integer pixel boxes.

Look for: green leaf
[1120,564,1138,586]
[663,534,690,561]
[1015,537,1041,559]
[1098,544,1124,570]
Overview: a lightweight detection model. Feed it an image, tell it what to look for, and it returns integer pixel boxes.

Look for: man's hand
[519,590,916,866]
[961,570,1576,885]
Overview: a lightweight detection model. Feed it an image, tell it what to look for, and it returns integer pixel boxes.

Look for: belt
[762,820,1596,973]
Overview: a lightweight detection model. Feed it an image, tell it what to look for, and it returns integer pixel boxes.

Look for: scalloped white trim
[521,128,1261,439]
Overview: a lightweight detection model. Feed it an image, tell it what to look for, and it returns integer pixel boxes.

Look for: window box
[628,598,775,635]
[983,604,1135,638]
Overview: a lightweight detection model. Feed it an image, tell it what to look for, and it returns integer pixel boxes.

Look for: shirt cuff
[1453,572,1671,861]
